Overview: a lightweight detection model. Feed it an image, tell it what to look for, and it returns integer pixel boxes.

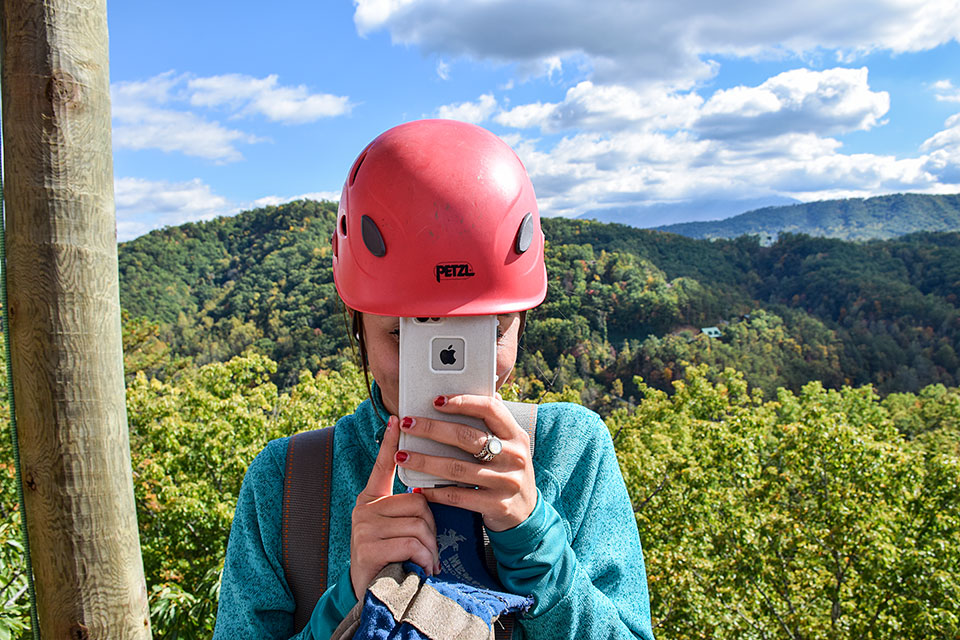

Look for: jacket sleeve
[487,405,654,640]
[213,439,358,640]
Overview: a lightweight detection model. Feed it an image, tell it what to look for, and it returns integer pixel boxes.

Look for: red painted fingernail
[395,451,409,463]
[400,416,415,429]
[412,487,422,494]
[433,395,447,407]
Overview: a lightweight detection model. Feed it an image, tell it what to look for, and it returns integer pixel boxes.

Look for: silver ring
[474,435,503,462]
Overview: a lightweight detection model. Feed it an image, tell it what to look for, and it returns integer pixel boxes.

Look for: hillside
[118,200,960,401]
[75,203,960,640]
[655,193,960,241]
[118,199,343,385]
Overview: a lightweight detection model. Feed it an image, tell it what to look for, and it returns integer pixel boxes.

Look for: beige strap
[488,401,538,640]
[502,401,537,458]
[365,563,495,639]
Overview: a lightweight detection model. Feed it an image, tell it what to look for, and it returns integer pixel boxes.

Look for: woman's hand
[395,395,537,532]
[350,416,440,599]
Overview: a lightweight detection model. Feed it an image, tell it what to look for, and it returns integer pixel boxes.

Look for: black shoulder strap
[282,425,336,635]
[282,402,538,638]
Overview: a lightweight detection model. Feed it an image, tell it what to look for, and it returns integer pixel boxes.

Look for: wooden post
[0,0,152,638]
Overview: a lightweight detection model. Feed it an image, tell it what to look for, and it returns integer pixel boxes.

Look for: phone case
[398,315,498,487]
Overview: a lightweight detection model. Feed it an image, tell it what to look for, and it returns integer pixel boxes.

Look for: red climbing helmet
[332,119,547,316]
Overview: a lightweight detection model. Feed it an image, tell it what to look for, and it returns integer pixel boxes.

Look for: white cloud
[497,81,703,133]
[112,71,182,104]
[510,113,955,221]
[353,0,960,86]
[920,113,960,152]
[354,0,418,36]
[112,105,259,162]
[252,191,341,208]
[435,93,498,123]
[111,71,351,161]
[187,74,274,107]
[113,74,257,162]
[933,79,960,103]
[114,177,233,241]
[436,60,451,80]
[540,56,564,80]
[346,0,960,222]
[115,180,347,242]
[493,68,911,219]
[696,67,889,140]
[495,67,886,143]
[496,102,558,129]
[920,113,960,183]
[188,74,352,124]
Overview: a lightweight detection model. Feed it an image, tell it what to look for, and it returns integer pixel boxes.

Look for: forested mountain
[117,199,960,405]
[119,200,344,386]
[7,200,957,639]
[112,211,960,638]
[655,193,960,241]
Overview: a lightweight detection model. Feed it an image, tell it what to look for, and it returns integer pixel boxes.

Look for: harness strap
[282,425,336,635]
[282,401,538,638]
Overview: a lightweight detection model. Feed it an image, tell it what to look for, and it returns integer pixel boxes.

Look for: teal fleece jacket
[213,387,654,639]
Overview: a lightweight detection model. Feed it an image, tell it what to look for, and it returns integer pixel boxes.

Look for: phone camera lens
[416,317,429,323]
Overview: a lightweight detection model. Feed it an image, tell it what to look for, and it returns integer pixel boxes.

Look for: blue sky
[107,0,960,241]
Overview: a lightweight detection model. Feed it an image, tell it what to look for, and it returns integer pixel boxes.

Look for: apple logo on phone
[440,345,457,365]
[432,337,465,372]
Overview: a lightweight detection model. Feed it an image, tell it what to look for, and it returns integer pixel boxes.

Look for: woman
[213,119,654,639]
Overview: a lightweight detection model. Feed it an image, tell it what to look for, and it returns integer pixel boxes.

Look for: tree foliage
[126,354,367,638]
[117,203,960,406]
[610,365,960,638]
[0,335,32,640]
[1,335,959,637]
[119,200,350,385]
[2,199,959,637]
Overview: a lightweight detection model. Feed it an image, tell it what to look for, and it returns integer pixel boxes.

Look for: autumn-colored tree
[610,365,960,638]
[126,354,366,639]
[4,334,959,638]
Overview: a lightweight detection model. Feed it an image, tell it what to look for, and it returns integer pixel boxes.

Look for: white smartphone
[398,315,498,488]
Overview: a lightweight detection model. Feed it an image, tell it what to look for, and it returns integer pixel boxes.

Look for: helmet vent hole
[340,215,347,236]
[361,215,386,257]
[349,153,367,186]
[515,212,534,254]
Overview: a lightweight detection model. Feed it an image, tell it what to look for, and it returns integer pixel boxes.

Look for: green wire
[0,104,42,638]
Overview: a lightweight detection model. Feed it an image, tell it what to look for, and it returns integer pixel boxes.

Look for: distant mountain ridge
[117,200,960,398]
[654,193,960,241]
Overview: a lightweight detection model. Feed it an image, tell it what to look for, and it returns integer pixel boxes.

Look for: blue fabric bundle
[351,502,533,639]
[352,562,533,640]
